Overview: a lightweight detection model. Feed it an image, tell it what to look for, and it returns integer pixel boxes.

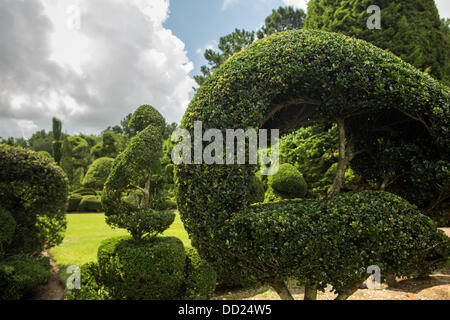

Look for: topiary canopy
[176,30,449,297]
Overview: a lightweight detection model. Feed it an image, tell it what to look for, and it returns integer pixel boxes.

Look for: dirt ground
[29,251,66,300]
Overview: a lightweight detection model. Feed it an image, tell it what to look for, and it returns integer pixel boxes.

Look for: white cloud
[222,0,240,11]
[281,0,308,11]
[436,0,450,19]
[0,0,195,138]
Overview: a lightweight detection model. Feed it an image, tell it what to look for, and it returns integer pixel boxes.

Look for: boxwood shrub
[0,208,15,258]
[66,262,108,300]
[79,196,103,213]
[97,236,186,300]
[67,194,83,212]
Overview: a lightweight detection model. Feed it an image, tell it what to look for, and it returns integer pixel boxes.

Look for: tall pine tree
[305,0,449,84]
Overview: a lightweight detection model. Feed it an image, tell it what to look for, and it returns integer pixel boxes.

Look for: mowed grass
[51,211,191,267]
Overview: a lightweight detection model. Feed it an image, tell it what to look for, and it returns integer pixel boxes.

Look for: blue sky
[165,0,307,77]
[166,0,450,78]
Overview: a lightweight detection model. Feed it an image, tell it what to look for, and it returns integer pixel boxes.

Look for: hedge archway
[176,30,449,298]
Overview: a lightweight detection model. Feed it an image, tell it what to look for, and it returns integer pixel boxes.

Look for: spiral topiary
[175,30,449,299]
[97,105,216,300]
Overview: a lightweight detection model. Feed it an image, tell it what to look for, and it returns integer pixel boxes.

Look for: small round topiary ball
[269,163,307,198]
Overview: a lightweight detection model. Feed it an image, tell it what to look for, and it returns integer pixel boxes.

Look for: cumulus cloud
[281,0,308,10]
[0,0,195,138]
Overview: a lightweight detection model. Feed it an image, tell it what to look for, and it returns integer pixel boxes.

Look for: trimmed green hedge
[97,236,186,300]
[79,196,103,213]
[176,30,449,294]
[67,194,83,212]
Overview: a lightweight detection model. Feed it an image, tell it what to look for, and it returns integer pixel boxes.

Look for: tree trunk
[385,274,398,288]
[269,279,294,300]
[335,281,363,300]
[329,119,348,197]
[304,283,317,300]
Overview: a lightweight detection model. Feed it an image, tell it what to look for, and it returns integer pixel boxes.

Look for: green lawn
[51,211,191,267]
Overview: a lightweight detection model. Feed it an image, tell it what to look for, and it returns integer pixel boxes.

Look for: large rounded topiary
[269,163,307,198]
[0,144,68,255]
[82,157,114,190]
[176,30,449,299]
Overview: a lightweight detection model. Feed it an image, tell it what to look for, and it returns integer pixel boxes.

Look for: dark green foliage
[66,262,108,300]
[182,248,217,300]
[279,124,358,197]
[72,187,97,196]
[227,192,449,295]
[128,105,166,133]
[61,136,90,189]
[0,144,68,255]
[79,196,103,213]
[107,209,175,240]
[269,163,307,199]
[0,208,15,258]
[82,157,114,190]
[102,105,169,240]
[67,194,83,212]
[97,236,186,300]
[176,30,449,294]
[0,254,51,300]
[247,175,265,204]
[52,117,63,164]
[257,6,306,39]
[164,163,175,184]
[37,150,53,160]
[90,131,118,160]
[28,130,53,155]
[305,0,449,83]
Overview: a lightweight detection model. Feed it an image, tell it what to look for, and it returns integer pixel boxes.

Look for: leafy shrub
[182,248,217,300]
[165,163,175,184]
[67,194,83,212]
[97,236,186,300]
[79,196,103,213]
[82,157,114,190]
[60,136,90,189]
[0,254,51,300]
[90,131,118,160]
[72,187,97,196]
[66,262,108,300]
[0,208,15,258]
[247,175,265,204]
[278,124,359,197]
[0,144,68,255]
[268,163,307,199]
